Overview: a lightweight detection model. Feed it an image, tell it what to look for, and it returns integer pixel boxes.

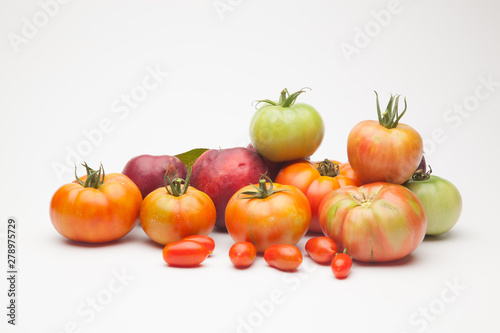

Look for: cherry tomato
[162,240,210,267]
[229,242,257,268]
[49,163,142,243]
[183,235,215,254]
[264,244,303,271]
[331,250,352,279]
[305,237,338,264]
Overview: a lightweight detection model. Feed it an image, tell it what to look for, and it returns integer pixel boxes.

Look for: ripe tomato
[264,244,303,271]
[249,88,324,162]
[276,159,357,233]
[225,175,311,253]
[162,240,210,267]
[403,167,462,236]
[319,182,427,262]
[49,163,142,243]
[347,92,423,185]
[140,169,216,245]
[229,242,257,268]
[331,250,352,279]
[183,235,215,254]
[305,237,338,264]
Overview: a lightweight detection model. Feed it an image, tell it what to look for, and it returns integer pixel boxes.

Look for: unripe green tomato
[404,175,462,236]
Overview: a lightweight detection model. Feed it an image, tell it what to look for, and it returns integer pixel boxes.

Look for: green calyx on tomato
[316,159,340,178]
[237,174,287,199]
[254,87,311,108]
[164,167,192,197]
[410,165,432,181]
[375,91,408,129]
[75,162,105,189]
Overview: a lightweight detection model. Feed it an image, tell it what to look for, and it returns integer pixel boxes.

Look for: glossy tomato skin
[250,103,324,163]
[331,252,352,279]
[50,173,142,243]
[276,159,357,233]
[319,182,426,262]
[305,237,338,264]
[183,235,215,254]
[162,240,210,267]
[347,120,423,184]
[229,242,257,268]
[225,183,311,253]
[404,175,462,236]
[140,186,216,245]
[264,244,303,271]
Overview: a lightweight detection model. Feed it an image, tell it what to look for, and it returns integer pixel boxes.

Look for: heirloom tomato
[49,163,142,243]
[225,175,311,253]
[249,88,324,162]
[140,169,216,246]
[403,167,462,236]
[347,92,423,184]
[276,159,358,233]
[319,182,427,262]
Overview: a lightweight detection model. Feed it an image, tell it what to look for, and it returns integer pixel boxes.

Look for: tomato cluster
[49,88,462,279]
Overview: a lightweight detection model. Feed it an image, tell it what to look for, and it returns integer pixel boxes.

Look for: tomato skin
[305,237,338,264]
[264,244,303,271]
[331,252,352,279]
[162,240,209,267]
[225,182,311,253]
[347,120,423,185]
[49,173,142,243]
[404,175,462,236]
[140,186,216,246]
[276,159,357,233]
[319,182,427,262]
[229,242,257,268]
[183,235,215,254]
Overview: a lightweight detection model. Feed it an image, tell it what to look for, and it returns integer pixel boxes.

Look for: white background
[1,1,499,332]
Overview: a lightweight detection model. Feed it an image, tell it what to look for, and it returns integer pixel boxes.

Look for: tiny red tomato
[305,237,338,264]
[162,240,209,267]
[331,251,352,279]
[264,244,303,271]
[229,242,257,268]
[183,235,215,254]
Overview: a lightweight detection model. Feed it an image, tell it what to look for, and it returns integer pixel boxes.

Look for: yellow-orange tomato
[276,159,358,233]
[225,175,311,253]
[50,164,142,243]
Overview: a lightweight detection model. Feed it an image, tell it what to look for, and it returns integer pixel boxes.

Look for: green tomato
[249,88,324,163]
[404,170,462,236]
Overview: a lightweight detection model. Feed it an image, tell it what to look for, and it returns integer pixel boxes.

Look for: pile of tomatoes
[49,88,462,279]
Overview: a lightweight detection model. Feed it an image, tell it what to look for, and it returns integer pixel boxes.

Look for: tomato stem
[75,162,105,189]
[238,174,288,200]
[411,165,432,181]
[375,91,408,129]
[165,166,192,196]
[254,88,311,109]
[317,159,340,177]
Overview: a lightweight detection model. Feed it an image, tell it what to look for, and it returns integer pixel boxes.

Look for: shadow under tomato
[353,253,417,268]
[423,230,461,242]
[165,263,205,269]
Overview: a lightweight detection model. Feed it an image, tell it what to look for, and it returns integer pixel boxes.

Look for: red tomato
[319,182,426,262]
[275,159,357,233]
[331,251,352,279]
[347,92,423,185]
[305,237,338,264]
[140,170,216,245]
[162,240,210,267]
[225,175,311,253]
[49,163,142,243]
[183,235,215,254]
[229,242,257,268]
[264,244,303,271]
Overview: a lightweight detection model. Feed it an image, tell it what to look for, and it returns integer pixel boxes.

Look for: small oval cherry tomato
[331,251,352,279]
[162,240,209,267]
[305,237,338,264]
[229,242,257,268]
[264,244,303,271]
[183,235,215,254]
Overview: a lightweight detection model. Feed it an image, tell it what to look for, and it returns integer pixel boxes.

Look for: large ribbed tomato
[319,182,427,262]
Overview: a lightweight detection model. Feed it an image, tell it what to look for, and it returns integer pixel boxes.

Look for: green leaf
[174,148,209,168]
